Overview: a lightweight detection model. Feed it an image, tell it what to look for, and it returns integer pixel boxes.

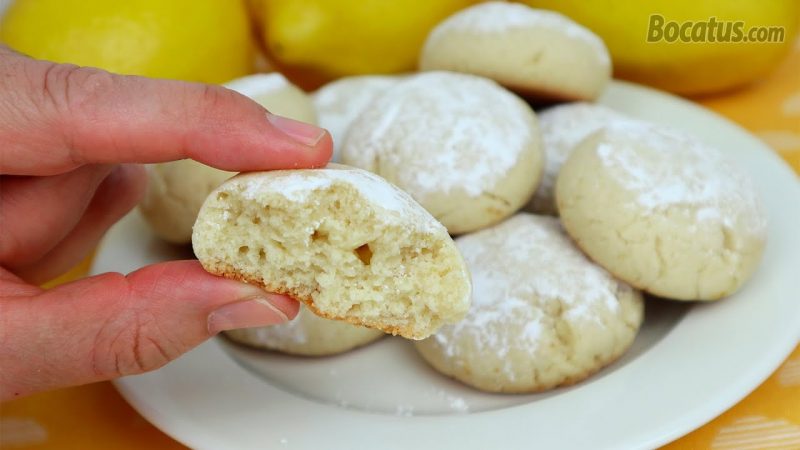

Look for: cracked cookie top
[415,214,644,393]
[556,121,767,300]
[341,71,543,234]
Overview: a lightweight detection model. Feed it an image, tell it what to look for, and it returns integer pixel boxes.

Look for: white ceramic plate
[92,81,800,450]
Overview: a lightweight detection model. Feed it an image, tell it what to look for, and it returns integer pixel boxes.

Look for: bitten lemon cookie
[312,75,402,162]
[138,73,317,243]
[419,2,611,101]
[342,71,543,234]
[192,165,472,340]
[526,103,629,215]
[138,161,234,243]
[556,121,767,300]
[415,214,644,393]
[224,305,384,356]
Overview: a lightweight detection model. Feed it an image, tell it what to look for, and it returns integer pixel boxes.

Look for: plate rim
[95,80,800,450]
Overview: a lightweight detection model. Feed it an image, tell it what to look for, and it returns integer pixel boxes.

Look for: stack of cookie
[141,2,768,394]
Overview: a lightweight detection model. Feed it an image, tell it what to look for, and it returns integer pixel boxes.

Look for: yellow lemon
[257,0,478,87]
[523,0,799,96]
[0,0,255,83]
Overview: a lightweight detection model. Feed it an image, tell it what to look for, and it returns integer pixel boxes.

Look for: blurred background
[0,0,797,95]
[0,2,799,449]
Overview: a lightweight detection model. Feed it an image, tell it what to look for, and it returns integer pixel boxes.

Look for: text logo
[647,15,785,43]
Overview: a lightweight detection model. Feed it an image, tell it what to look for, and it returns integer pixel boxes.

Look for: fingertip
[263,113,333,169]
[266,113,326,148]
[153,261,301,322]
[264,293,301,320]
[312,130,335,167]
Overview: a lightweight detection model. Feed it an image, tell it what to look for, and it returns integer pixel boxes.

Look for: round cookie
[419,2,611,101]
[556,121,767,300]
[341,71,543,235]
[224,305,384,356]
[192,164,472,340]
[313,75,402,162]
[415,214,644,393]
[139,161,234,243]
[138,73,317,244]
[526,102,629,215]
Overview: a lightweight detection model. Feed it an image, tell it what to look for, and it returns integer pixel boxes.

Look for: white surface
[92,81,800,450]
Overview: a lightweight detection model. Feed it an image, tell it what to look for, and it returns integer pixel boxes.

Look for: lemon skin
[524,0,799,95]
[0,0,255,83]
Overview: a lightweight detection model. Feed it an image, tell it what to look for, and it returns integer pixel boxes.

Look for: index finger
[0,46,332,176]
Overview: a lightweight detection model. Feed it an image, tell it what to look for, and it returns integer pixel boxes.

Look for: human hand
[0,46,332,400]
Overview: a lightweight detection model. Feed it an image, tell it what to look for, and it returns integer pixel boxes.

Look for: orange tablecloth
[2,41,799,450]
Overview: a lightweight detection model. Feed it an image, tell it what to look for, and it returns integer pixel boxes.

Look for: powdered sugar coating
[224,73,289,97]
[224,306,383,356]
[594,121,767,236]
[427,2,610,66]
[234,310,312,346]
[221,165,446,233]
[342,71,535,200]
[312,76,401,160]
[421,214,643,391]
[242,173,331,203]
[528,103,629,214]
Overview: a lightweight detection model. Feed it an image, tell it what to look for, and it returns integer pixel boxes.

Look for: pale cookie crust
[416,214,644,393]
[224,306,384,356]
[420,2,611,101]
[312,75,402,162]
[526,102,629,215]
[193,165,472,340]
[556,121,767,300]
[342,71,543,234]
[139,73,317,243]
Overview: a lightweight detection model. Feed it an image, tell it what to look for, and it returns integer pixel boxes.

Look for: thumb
[0,260,298,400]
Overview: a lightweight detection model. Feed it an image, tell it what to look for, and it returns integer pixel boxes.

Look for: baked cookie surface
[342,71,543,234]
[420,2,611,101]
[139,73,317,243]
[193,165,472,340]
[416,214,644,393]
[556,121,767,300]
[526,102,628,215]
[224,305,384,356]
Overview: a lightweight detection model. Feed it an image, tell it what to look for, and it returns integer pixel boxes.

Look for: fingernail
[207,295,291,334]
[267,112,327,147]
